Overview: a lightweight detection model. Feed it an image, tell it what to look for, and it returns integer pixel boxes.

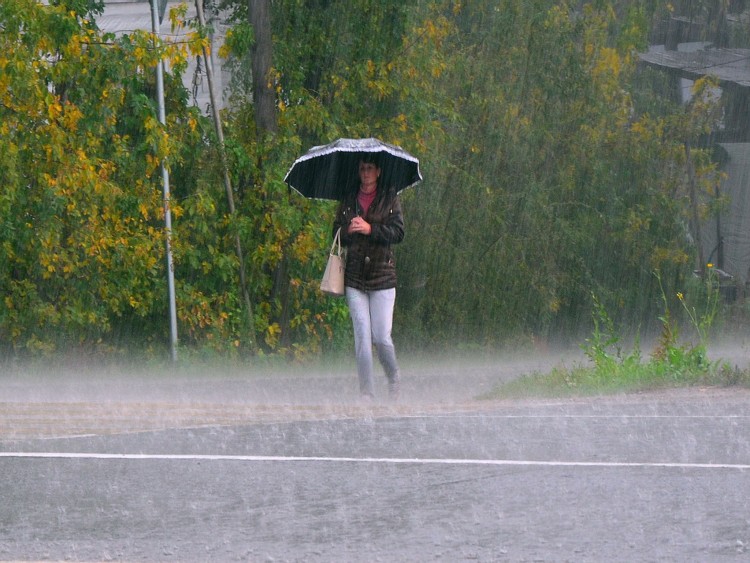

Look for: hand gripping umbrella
[284,137,423,200]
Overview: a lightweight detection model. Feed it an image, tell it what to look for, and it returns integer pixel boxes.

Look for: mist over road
[1,347,750,561]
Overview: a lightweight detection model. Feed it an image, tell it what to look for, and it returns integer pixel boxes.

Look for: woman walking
[333,154,404,401]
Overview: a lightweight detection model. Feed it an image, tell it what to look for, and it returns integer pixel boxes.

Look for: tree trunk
[196,0,256,351]
[249,0,292,351]
[248,0,277,135]
[685,142,705,272]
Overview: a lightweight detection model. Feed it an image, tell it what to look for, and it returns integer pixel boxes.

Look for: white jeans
[345,287,400,396]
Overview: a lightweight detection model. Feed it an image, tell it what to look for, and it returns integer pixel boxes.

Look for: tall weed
[486,269,744,399]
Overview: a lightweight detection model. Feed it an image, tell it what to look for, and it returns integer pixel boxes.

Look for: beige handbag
[320,227,345,297]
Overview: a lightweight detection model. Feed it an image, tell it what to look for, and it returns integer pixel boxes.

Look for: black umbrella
[284,137,423,200]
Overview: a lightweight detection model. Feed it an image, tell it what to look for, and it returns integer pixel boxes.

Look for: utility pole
[150,0,179,363]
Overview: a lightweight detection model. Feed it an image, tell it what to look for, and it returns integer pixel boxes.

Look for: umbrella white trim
[292,138,420,164]
[284,137,423,198]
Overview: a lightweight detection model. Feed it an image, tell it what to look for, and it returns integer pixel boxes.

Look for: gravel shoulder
[2,345,749,440]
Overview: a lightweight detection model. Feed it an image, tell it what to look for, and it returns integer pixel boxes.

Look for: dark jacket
[333,187,404,291]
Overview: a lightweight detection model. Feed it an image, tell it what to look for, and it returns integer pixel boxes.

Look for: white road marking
[0,451,748,469]
[404,413,750,419]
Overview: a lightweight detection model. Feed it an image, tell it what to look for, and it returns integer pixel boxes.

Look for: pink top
[357,189,377,216]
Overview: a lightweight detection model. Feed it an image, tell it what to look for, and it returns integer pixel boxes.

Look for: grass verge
[480,357,750,400]
[483,277,750,400]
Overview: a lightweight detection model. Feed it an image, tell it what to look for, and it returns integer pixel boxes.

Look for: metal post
[150,0,178,363]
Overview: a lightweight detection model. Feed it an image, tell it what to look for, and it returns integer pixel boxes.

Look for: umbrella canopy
[284,137,422,200]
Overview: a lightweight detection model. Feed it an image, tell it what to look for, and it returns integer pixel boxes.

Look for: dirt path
[2,345,748,440]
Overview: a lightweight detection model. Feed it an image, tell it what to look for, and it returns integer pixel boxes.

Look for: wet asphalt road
[2,351,750,561]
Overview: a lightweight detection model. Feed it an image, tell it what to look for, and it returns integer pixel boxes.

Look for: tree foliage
[0,0,228,356]
[393,1,722,348]
[0,0,726,359]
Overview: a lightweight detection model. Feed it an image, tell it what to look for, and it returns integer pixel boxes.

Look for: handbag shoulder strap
[330,227,342,256]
